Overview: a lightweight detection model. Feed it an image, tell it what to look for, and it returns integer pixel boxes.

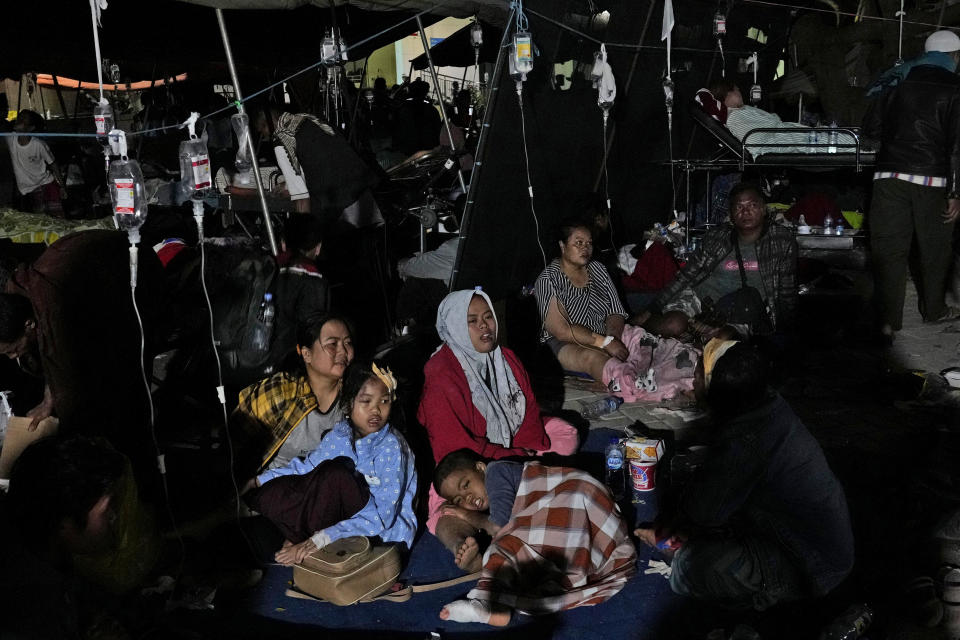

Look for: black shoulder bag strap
[733,233,749,290]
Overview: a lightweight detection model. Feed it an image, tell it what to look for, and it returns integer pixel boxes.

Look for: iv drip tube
[897,0,906,63]
[88,0,106,102]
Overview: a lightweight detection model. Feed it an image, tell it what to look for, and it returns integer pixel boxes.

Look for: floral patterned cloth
[0,208,114,245]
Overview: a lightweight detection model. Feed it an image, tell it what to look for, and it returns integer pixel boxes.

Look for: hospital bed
[688,106,876,172]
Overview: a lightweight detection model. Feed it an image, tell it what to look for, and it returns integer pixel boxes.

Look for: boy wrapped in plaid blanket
[434,450,637,625]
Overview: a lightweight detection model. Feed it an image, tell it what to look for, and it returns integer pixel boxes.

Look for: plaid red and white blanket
[467,462,637,615]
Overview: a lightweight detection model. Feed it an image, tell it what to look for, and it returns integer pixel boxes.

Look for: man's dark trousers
[870,177,956,329]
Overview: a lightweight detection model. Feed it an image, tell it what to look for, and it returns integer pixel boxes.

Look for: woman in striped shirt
[534,220,698,402]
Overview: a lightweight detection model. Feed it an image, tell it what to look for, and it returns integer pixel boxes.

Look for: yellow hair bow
[372,363,398,399]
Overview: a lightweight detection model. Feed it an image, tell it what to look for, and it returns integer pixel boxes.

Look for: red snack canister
[630,459,657,491]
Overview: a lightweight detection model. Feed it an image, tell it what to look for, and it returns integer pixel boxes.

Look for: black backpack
[203,243,278,377]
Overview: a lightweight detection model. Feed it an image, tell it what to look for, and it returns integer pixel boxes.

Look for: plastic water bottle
[823,213,834,235]
[828,121,839,153]
[604,437,626,501]
[580,395,624,419]
[818,603,873,640]
[246,293,275,355]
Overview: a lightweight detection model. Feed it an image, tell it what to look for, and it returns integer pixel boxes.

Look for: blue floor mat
[228,427,685,638]
[245,534,679,639]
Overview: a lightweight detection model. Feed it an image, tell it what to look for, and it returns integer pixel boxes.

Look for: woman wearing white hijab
[418,289,579,571]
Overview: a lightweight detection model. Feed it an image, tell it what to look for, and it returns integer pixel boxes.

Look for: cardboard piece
[623,437,665,462]
[0,416,59,479]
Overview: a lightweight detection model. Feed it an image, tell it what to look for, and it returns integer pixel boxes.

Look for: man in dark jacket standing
[864,30,960,339]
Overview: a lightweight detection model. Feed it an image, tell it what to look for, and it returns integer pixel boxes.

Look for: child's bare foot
[439,598,511,626]
[455,536,482,572]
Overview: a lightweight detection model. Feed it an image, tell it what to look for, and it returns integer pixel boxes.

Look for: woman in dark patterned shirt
[534,220,698,402]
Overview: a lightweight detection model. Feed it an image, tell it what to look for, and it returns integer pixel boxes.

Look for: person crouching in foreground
[434,449,636,626]
[636,340,854,610]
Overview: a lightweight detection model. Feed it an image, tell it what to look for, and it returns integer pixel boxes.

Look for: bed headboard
[690,105,745,160]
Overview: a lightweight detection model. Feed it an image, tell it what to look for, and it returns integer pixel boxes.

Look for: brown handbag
[292,536,402,606]
[288,536,480,605]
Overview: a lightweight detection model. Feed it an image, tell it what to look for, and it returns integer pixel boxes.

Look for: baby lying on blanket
[433,449,637,626]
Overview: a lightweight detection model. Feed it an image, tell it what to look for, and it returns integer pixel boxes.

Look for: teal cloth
[866,51,959,97]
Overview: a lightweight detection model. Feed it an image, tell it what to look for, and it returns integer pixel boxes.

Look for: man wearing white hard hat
[863,29,960,342]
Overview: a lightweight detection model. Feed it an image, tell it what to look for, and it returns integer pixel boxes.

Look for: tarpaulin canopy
[410,20,501,70]
[0,0,454,81]
[174,0,509,24]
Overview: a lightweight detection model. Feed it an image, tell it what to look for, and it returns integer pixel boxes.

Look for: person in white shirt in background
[6,110,66,216]
[395,216,461,331]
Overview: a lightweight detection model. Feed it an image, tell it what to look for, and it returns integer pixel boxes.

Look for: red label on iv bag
[191,155,211,189]
[114,179,135,214]
[94,116,106,134]
[714,14,726,35]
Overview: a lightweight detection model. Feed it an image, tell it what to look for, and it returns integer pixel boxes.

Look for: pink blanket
[601,325,699,402]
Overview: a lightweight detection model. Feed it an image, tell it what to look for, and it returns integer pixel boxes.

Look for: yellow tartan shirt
[233,371,318,470]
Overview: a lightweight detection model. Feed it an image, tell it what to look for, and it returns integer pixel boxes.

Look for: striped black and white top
[534,258,627,343]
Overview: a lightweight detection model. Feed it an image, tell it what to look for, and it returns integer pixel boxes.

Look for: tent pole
[215,7,279,257]
[51,75,69,123]
[448,8,516,292]
[348,56,369,145]
[415,15,467,194]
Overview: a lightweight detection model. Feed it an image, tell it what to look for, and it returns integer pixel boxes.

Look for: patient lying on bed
[702,80,856,157]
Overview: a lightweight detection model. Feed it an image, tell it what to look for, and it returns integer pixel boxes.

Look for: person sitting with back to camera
[534,217,699,402]
[635,340,854,610]
[433,449,636,626]
[268,214,330,366]
[418,288,580,572]
[231,313,355,477]
[242,360,417,566]
[633,183,798,343]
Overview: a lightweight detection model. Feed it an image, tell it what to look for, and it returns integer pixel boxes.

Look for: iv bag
[713,12,727,35]
[470,20,483,48]
[231,113,255,187]
[591,51,606,82]
[322,29,338,64]
[109,158,148,231]
[179,136,212,196]
[94,99,114,136]
[512,32,534,77]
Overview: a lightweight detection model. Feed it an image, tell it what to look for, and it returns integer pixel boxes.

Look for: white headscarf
[435,289,526,447]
